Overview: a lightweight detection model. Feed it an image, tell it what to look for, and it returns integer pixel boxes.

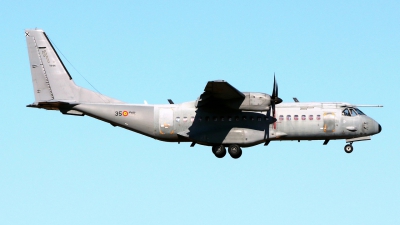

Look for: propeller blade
[272,73,276,98]
[272,102,277,129]
[270,73,281,130]
[271,73,282,105]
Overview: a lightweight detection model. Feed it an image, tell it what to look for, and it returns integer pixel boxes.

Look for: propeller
[264,74,283,140]
[271,74,282,105]
[271,74,282,129]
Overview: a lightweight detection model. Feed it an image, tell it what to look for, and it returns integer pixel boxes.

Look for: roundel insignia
[123,110,129,116]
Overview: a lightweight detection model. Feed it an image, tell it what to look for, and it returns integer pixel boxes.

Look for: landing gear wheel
[228,144,242,159]
[344,144,353,154]
[212,145,226,158]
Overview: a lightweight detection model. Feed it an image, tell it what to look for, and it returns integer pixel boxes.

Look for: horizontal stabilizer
[27,101,78,110]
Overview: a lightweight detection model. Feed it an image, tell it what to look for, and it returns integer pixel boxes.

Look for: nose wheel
[344,143,354,153]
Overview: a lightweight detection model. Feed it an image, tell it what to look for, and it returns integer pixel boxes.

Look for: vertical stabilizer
[25,29,122,105]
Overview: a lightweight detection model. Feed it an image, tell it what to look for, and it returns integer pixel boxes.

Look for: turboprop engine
[238,92,272,111]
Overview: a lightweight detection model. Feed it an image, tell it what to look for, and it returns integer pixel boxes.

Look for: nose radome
[378,124,382,133]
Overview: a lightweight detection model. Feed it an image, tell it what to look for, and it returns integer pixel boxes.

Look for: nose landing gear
[344,143,354,153]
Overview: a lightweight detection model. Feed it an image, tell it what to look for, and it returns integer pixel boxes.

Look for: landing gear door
[323,112,336,133]
[159,108,174,135]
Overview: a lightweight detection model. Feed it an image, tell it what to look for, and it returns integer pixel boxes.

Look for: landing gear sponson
[212,144,242,159]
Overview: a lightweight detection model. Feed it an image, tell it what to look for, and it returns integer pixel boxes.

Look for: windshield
[342,107,366,116]
[354,108,365,115]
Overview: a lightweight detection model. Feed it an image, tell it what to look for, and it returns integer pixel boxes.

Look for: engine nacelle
[238,92,271,111]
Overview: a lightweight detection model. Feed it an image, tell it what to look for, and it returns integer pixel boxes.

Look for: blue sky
[1,1,399,224]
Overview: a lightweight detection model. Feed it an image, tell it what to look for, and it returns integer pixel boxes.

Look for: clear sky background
[1,1,399,224]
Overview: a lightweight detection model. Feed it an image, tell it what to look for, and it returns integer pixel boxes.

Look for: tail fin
[25,29,122,108]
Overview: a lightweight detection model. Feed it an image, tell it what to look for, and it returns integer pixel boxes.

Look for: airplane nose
[378,124,382,133]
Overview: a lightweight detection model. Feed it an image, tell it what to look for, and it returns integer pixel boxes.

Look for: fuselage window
[250,116,255,121]
[228,116,232,121]
[309,115,313,120]
[257,117,262,121]
[242,116,247,121]
[176,117,180,122]
[220,116,225,121]
[198,117,202,122]
[279,115,284,120]
[183,117,187,122]
[205,116,210,121]
[190,116,194,122]
[301,115,306,120]
[287,115,291,120]
[213,116,218,121]
[316,115,321,120]
[294,115,299,120]
[235,116,240,121]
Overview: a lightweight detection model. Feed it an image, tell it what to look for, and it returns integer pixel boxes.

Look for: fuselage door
[323,112,336,133]
[159,108,174,135]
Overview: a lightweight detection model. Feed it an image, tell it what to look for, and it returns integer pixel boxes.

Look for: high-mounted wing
[195,79,281,111]
[203,80,245,100]
[195,80,245,109]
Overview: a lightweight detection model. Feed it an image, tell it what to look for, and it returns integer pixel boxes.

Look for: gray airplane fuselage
[72,101,381,147]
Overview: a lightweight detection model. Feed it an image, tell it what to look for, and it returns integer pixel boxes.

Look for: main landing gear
[212,145,226,158]
[212,144,242,159]
[344,143,354,154]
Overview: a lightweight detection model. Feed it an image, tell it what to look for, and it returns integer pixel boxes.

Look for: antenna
[343,104,383,108]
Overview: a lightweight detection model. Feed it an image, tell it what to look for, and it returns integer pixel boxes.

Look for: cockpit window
[342,107,366,117]
[342,109,350,116]
[354,108,365,115]
[350,109,358,116]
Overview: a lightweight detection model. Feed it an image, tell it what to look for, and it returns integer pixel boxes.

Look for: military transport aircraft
[25,29,382,159]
